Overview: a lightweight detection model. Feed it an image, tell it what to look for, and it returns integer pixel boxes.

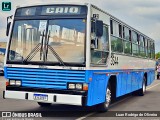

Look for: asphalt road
[0,76,160,120]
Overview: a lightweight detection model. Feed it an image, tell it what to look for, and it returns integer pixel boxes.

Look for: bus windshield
[8,19,86,66]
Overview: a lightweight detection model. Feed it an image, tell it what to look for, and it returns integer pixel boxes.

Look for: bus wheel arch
[108,75,117,103]
[97,75,117,112]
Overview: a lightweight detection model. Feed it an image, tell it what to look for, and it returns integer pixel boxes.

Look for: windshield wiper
[23,30,45,62]
[40,30,45,60]
[45,30,65,66]
[23,30,65,66]
[45,30,50,61]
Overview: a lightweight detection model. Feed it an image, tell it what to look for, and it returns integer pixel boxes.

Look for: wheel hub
[105,88,111,107]
[143,82,146,93]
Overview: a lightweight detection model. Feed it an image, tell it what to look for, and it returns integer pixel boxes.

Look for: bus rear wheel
[97,84,111,112]
[37,102,51,107]
[137,77,146,96]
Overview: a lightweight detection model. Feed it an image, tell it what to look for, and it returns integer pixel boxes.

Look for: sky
[0,0,160,53]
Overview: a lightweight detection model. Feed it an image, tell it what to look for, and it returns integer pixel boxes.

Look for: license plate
[33,94,48,101]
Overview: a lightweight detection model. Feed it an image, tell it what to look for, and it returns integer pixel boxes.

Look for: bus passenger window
[139,35,145,57]
[144,38,147,58]
[145,39,148,57]
[148,40,151,58]
[110,20,113,35]
[150,41,155,59]
[110,20,123,53]
[124,27,131,54]
[119,24,122,38]
[132,31,139,56]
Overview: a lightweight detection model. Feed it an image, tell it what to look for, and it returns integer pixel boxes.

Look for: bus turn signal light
[83,84,88,91]
[6,81,9,86]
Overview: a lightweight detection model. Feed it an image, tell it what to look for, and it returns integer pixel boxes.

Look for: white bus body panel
[89,5,155,70]
[4,90,82,106]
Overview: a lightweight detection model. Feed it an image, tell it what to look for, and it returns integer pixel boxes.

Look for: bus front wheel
[97,84,111,112]
[37,102,51,107]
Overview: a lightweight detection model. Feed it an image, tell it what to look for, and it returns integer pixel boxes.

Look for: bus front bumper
[3,90,86,106]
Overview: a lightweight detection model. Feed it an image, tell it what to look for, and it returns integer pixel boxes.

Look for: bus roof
[16,2,89,8]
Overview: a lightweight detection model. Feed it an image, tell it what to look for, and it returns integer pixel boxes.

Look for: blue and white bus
[3,2,155,111]
[0,48,5,75]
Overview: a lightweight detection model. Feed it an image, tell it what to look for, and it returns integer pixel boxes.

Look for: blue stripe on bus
[7,74,85,80]
[7,76,85,83]
[7,71,85,77]
[7,67,85,74]
[22,80,66,85]
[22,83,66,89]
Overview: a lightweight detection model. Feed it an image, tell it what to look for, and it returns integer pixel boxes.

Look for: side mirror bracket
[6,15,13,36]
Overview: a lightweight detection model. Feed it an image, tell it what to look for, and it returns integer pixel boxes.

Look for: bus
[3,2,155,112]
[0,48,6,75]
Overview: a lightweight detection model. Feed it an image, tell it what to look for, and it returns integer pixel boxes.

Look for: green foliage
[156,52,160,59]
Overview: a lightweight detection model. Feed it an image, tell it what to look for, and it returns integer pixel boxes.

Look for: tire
[137,77,146,96]
[97,84,111,112]
[37,102,51,107]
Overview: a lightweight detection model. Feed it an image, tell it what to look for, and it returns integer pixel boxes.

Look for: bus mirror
[95,20,103,37]
[6,22,11,36]
[91,21,95,33]
[6,15,13,36]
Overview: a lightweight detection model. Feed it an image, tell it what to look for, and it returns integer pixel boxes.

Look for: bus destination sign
[15,5,87,16]
[42,6,81,15]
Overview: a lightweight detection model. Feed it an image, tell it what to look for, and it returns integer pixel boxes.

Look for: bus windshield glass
[8,19,86,65]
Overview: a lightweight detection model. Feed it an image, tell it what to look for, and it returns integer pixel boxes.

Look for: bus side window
[139,35,145,57]
[132,31,139,56]
[123,27,132,54]
[148,40,151,58]
[110,20,123,53]
[151,41,155,59]
[91,25,109,65]
[145,38,148,57]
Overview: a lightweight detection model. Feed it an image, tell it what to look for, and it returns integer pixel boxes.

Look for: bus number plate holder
[33,94,48,101]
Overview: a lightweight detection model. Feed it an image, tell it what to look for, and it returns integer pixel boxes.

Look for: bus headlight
[68,83,75,89]
[15,80,21,86]
[68,83,87,91]
[76,83,82,90]
[9,80,16,85]
[9,80,21,86]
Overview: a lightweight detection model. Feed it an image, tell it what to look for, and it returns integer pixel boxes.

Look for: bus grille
[6,67,86,89]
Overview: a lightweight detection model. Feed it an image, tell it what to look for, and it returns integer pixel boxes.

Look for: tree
[156,52,160,59]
